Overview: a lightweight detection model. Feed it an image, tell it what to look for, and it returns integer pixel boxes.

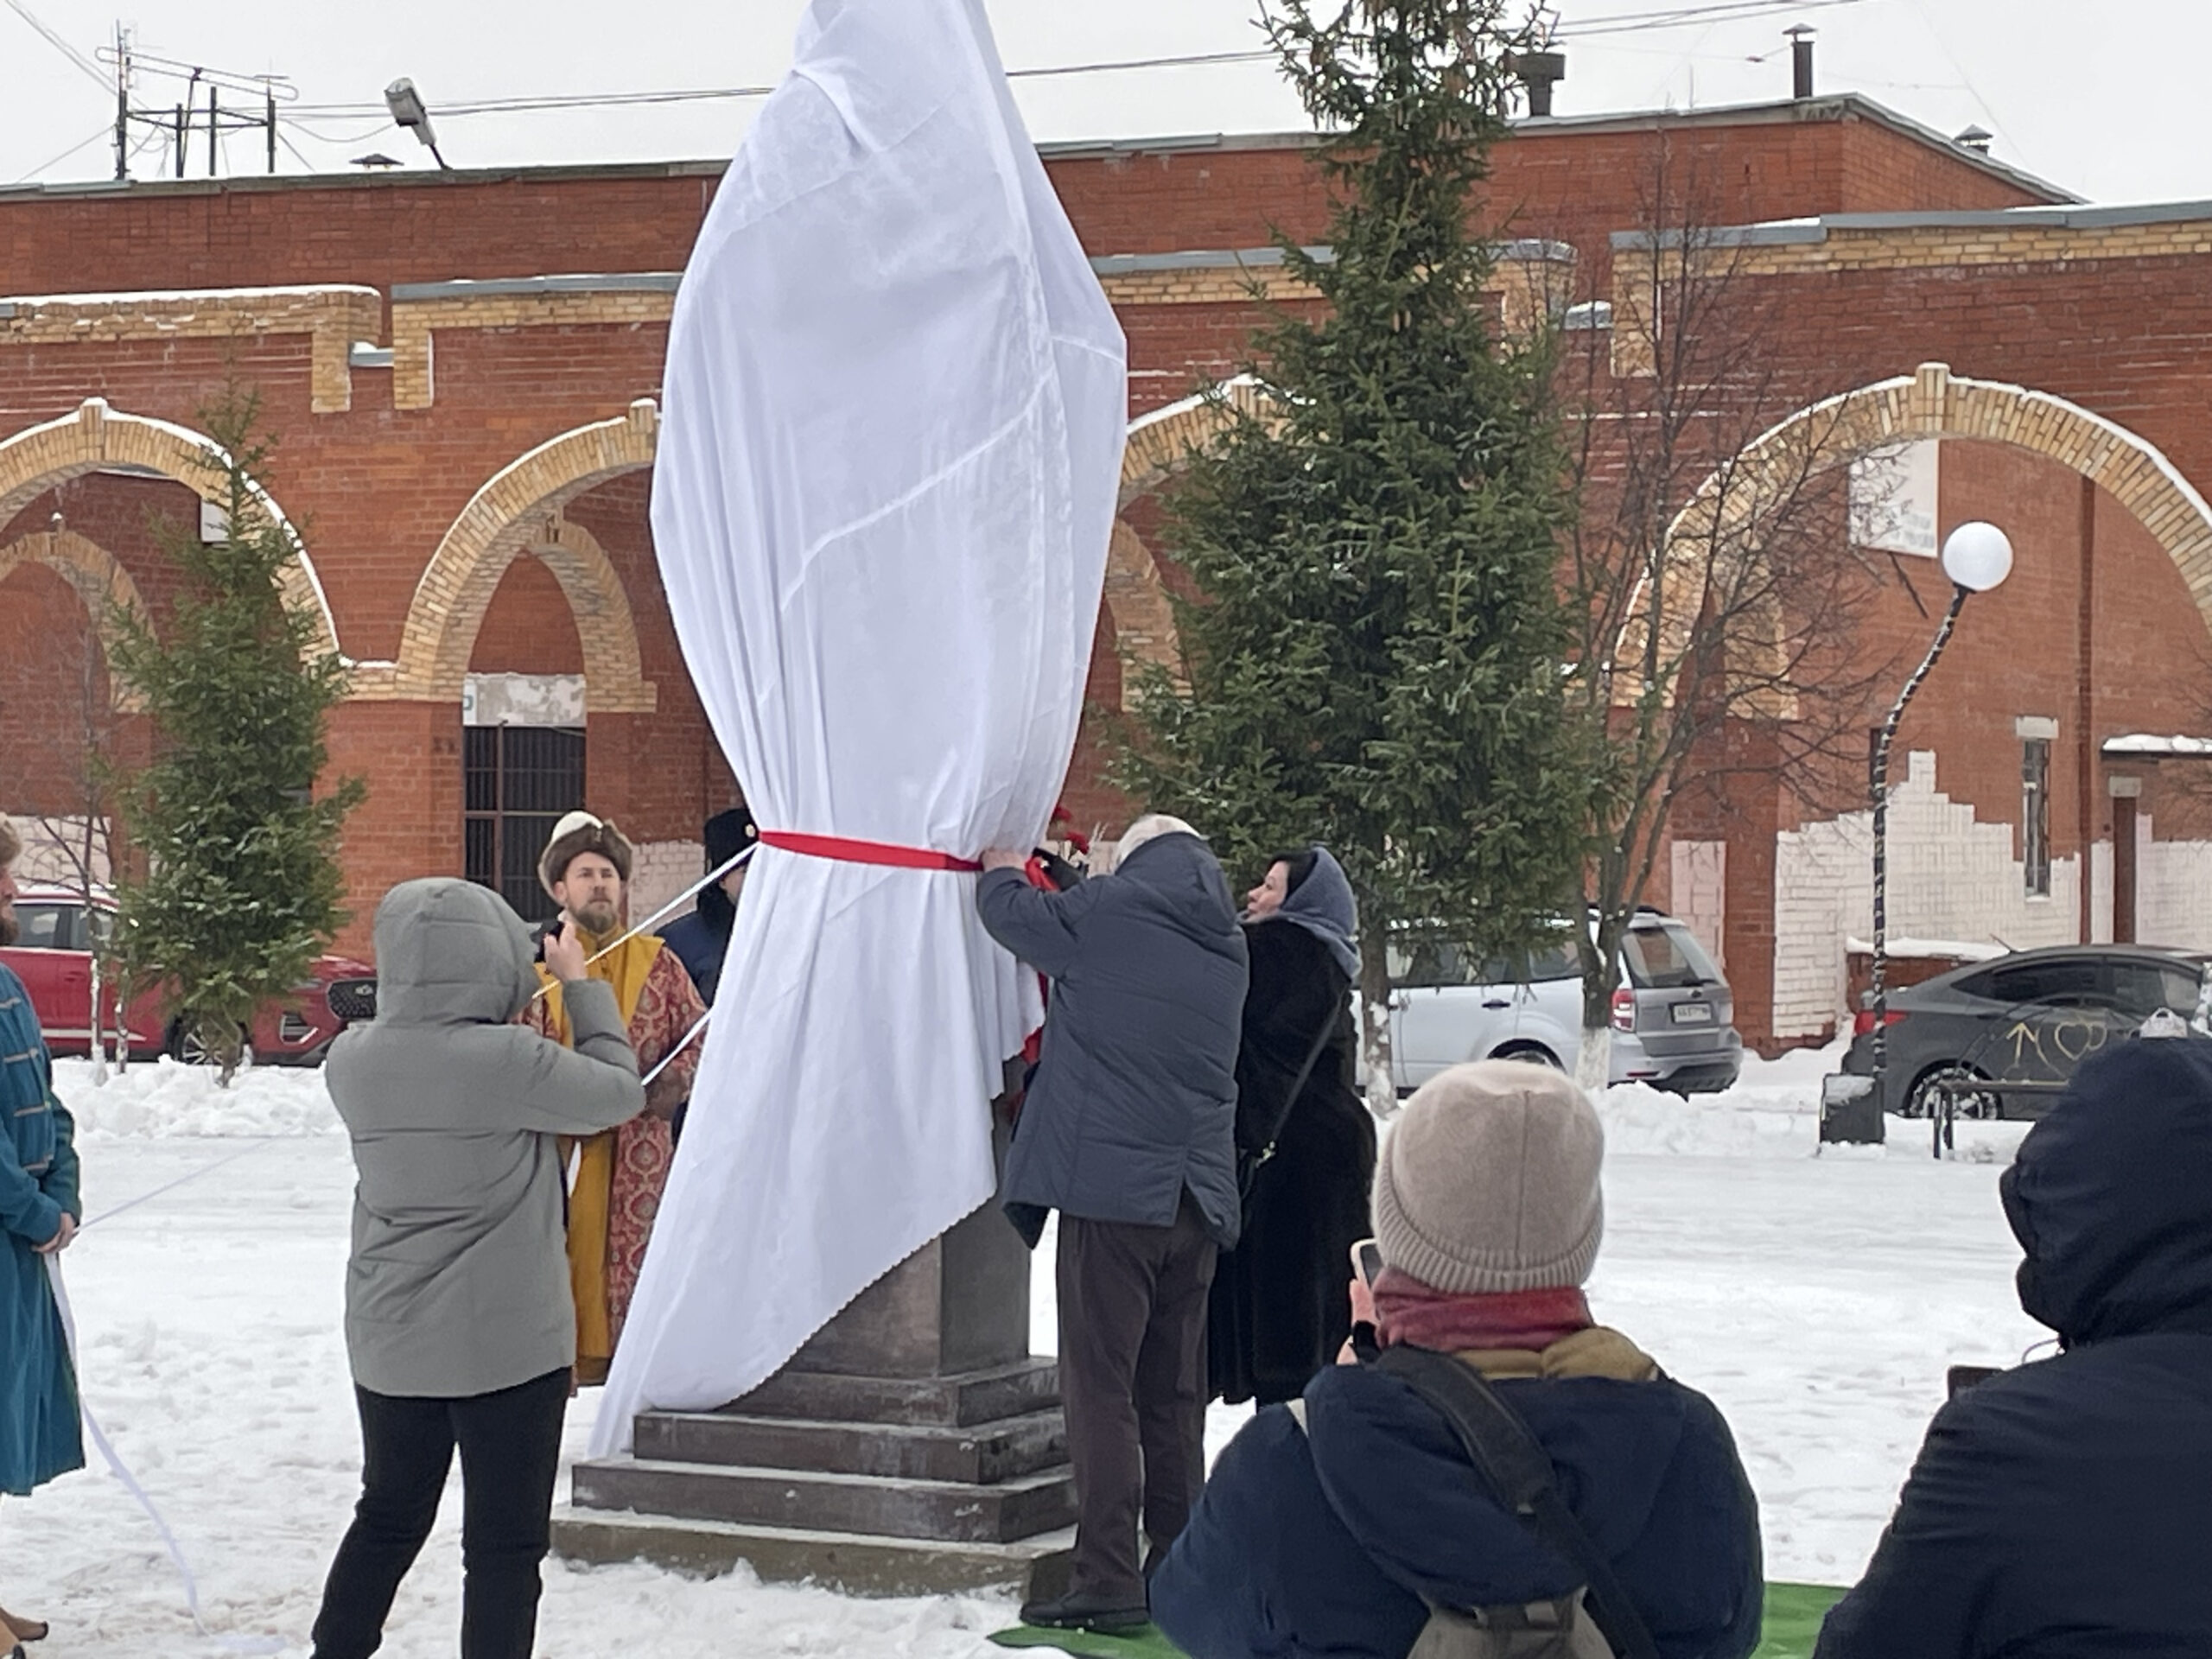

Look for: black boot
[1020,1589,1150,1634]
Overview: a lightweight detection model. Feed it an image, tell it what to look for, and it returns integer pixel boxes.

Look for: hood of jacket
[2001,1037,2212,1346]
[1114,831,1243,955]
[370,877,540,1027]
[1264,844,1361,982]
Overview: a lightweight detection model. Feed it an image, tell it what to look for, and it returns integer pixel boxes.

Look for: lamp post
[1867,521,2015,1096]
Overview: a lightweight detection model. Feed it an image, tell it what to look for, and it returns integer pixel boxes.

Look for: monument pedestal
[555,1160,1075,1599]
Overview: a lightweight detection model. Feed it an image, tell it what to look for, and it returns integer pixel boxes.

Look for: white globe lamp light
[1941,520,2013,593]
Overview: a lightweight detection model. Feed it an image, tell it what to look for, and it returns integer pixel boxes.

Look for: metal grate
[463,725,587,923]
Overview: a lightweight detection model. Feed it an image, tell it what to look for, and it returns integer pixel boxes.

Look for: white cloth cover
[593,0,1127,1453]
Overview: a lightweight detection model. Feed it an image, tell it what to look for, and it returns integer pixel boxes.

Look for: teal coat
[1,962,84,1495]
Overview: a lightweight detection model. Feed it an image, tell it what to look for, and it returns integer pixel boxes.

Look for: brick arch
[1118,376,1271,506]
[1635,362,2212,704]
[0,398,340,661]
[0,529,151,711]
[1110,380,1281,685]
[391,401,659,712]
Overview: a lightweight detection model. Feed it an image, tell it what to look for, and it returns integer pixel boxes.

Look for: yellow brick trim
[1096,261,1564,325]
[0,286,381,415]
[1119,378,1276,505]
[378,402,659,711]
[1103,519,1184,692]
[0,399,342,660]
[0,528,152,712]
[389,291,677,411]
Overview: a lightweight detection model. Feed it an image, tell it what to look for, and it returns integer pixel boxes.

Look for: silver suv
[1382,910,1742,1095]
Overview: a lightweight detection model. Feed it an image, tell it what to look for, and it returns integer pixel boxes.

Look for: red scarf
[1371,1268,1594,1353]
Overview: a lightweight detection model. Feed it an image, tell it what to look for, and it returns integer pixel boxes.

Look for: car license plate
[1671,1002,1715,1025]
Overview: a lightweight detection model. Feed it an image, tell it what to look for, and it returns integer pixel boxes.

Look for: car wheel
[1907,1065,1999,1121]
[1492,1043,1563,1070]
[168,1022,251,1069]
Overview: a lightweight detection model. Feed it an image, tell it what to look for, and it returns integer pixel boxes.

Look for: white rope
[79,1138,280,1231]
[531,844,755,1002]
[46,1254,283,1654]
[642,1007,714,1090]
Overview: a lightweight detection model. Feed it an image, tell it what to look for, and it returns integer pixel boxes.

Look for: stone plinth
[556,1120,1074,1599]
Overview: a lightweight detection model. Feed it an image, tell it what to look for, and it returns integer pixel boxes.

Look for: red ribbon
[757,830,982,874]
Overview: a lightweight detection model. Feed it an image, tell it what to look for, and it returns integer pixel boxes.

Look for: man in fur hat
[524,810,707,1386]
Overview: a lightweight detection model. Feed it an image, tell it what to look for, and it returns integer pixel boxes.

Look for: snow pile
[54,1058,340,1140]
[1594,1039,2031,1164]
[1598,1082,1814,1158]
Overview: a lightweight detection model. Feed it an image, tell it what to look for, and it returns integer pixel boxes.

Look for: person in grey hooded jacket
[976,815,1249,1634]
[309,878,645,1659]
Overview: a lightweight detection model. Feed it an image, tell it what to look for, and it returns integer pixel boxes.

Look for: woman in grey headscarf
[1207,845,1376,1405]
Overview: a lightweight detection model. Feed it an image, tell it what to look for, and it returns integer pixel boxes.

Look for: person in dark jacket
[659,804,760,1007]
[1154,1061,1764,1659]
[1210,844,1376,1406]
[1814,1037,2212,1659]
[976,814,1249,1635]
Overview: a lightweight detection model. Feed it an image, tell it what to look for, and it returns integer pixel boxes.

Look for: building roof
[0,92,2075,208]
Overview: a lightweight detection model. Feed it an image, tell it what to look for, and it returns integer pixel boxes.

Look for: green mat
[989,1582,1847,1659]
[1752,1582,1847,1658]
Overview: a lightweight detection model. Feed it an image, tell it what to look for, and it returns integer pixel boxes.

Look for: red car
[1,880,373,1065]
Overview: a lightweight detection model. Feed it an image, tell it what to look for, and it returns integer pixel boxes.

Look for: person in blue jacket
[1,816,84,1657]
[1815,1036,2212,1658]
[1151,1060,1763,1659]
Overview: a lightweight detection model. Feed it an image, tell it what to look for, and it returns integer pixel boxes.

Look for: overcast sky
[3,0,2208,208]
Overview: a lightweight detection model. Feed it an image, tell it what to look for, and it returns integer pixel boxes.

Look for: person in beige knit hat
[1151,1060,1764,1659]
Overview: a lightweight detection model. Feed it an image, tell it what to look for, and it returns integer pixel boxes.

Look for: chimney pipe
[1787,25,1815,100]
[1955,125,1993,155]
[1511,48,1567,118]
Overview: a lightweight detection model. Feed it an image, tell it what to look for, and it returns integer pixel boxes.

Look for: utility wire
[3,0,111,91]
[283,4,1873,124]
[1554,0,1867,40]
[10,123,113,185]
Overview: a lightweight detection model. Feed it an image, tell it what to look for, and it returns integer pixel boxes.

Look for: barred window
[464,725,586,924]
[2022,737,2052,898]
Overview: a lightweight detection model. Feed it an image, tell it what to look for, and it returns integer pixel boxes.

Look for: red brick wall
[322,699,461,953]
[471,556,585,675]
[0,563,108,818]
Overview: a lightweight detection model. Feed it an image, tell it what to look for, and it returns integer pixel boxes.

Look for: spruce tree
[1115,0,1587,1110]
[106,390,363,1084]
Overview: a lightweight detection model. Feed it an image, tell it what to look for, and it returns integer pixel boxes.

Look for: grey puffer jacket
[327,879,645,1398]
[978,831,1249,1250]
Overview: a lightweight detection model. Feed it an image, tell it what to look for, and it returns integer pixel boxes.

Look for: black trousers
[310,1366,570,1659]
[1056,1195,1219,1604]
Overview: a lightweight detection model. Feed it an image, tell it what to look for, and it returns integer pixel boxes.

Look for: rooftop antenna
[99,38,295,181]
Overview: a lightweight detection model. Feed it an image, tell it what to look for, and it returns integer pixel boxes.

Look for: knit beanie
[1372,1059,1606,1294]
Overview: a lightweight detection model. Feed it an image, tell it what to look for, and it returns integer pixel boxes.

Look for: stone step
[634,1406,1068,1484]
[570,1456,1077,1545]
[728,1356,1060,1428]
[551,1507,1076,1601]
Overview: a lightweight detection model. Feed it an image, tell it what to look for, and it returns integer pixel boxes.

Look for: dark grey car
[1840,944,2209,1119]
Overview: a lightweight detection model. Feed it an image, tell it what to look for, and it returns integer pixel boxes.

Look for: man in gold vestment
[524,811,705,1385]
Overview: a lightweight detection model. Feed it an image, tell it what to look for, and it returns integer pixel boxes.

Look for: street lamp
[385,78,449,170]
[1866,520,2014,1095]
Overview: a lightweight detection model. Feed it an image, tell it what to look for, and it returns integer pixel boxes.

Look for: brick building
[7,89,2212,1050]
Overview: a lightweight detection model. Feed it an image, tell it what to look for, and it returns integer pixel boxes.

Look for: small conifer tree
[107,389,363,1084]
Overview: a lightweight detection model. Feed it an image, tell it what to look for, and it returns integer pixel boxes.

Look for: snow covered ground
[7,1048,2045,1656]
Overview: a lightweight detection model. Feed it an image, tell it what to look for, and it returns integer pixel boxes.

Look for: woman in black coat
[1208,844,1377,1405]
